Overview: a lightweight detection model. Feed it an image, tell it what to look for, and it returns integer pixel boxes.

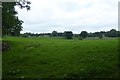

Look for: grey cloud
[15,0,118,33]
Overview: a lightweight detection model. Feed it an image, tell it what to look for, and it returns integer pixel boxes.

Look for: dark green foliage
[16,0,31,10]
[87,29,119,38]
[118,31,120,37]
[21,34,29,37]
[19,29,119,38]
[57,32,64,37]
[2,1,31,36]
[79,31,88,38]
[21,32,65,37]
[2,2,18,36]
[107,29,118,37]
[52,31,57,37]
[64,31,73,39]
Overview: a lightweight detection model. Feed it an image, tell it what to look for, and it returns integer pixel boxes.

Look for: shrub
[79,31,88,38]
[64,31,73,39]
[52,31,57,37]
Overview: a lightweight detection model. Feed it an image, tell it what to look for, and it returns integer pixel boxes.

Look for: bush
[52,31,57,37]
[80,31,88,38]
[64,31,73,39]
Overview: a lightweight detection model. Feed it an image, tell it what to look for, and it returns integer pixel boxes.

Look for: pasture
[2,37,119,78]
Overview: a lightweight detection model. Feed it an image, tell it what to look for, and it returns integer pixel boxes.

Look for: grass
[2,37,119,78]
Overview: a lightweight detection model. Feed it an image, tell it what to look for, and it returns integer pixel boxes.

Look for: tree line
[2,1,120,39]
[21,29,120,39]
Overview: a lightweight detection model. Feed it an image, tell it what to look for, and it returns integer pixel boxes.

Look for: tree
[108,29,117,37]
[79,31,88,38]
[57,32,64,37]
[2,0,31,36]
[64,31,73,39]
[98,34,103,39]
[52,31,57,37]
[118,31,120,37]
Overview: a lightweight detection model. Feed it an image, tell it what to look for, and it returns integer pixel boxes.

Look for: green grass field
[2,37,119,78]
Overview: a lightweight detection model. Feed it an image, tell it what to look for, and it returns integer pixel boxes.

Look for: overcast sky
[15,0,119,34]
